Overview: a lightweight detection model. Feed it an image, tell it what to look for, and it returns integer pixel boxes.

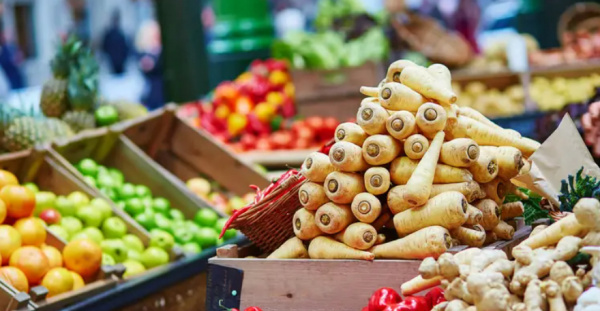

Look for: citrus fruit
[0,198,6,224]
[9,246,50,284]
[62,239,102,278]
[41,244,63,269]
[0,185,35,219]
[0,266,29,292]
[0,170,18,190]
[41,267,74,297]
[0,225,21,264]
[13,217,46,246]
[70,271,85,290]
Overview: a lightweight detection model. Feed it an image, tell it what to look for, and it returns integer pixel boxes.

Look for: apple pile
[186,177,255,215]
[75,159,237,256]
[30,186,169,278]
[178,59,295,143]
[0,170,102,298]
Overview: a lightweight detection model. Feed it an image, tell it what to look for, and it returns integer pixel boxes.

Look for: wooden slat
[238,149,316,168]
[209,258,420,311]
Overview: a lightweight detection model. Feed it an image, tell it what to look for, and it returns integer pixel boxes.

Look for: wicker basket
[227,172,307,253]
[390,12,473,67]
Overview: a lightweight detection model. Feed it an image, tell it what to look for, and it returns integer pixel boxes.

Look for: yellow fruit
[0,170,18,190]
[0,267,29,292]
[41,244,63,268]
[0,225,21,264]
[62,239,101,278]
[9,246,50,284]
[41,267,74,297]
[14,217,46,246]
[70,271,85,290]
[186,178,211,197]
[0,198,6,224]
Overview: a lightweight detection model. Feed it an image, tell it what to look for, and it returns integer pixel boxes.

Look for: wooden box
[116,106,269,197]
[292,62,383,121]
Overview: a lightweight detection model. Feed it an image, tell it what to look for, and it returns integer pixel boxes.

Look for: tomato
[244,307,263,311]
[270,131,292,149]
[305,116,324,131]
[214,105,231,120]
[234,96,254,115]
[255,137,273,151]
[227,113,248,137]
[266,92,284,107]
[268,70,288,87]
[254,102,275,123]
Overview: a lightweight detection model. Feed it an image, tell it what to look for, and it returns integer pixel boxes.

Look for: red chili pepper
[244,307,262,311]
[368,287,402,311]
[401,296,430,311]
[425,287,446,308]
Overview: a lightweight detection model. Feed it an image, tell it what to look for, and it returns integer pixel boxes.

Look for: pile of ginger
[402,197,600,311]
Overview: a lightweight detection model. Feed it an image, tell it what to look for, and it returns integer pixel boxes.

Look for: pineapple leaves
[558,167,600,212]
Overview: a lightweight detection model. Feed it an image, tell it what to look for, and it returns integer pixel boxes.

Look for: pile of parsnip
[402,197,600,311]
[267,59,540,261]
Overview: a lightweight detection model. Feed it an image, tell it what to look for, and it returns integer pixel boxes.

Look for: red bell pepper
[425,287,446,308]
[368,288,402,311]
[402,296,430,311]
[244,307,262,311]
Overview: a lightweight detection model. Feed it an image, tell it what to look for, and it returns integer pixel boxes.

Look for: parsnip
[474,199,501,231]
[429,181,483,203]
[357,101,389,135]
[404,134,429,160]
[493,220,515,240]
[427,63,453,91]
[324,171,365,204]
[468,146,498,183]
[378,82,425,112]
[386,59,417,83]
[267,237,308,259]
[351,192,381,223]
[308,236,374,260]
[387,111,417,140]
[298,182,329,211]
[315,202,354,234]
[301,152,335,182]
[501,201,524,220]
[364,167,390,195]
[403,131,445,206]
[400,65,457,105]
[329,141,369,172]
[482,179,509,204]
[416,103,447,139]
[517,214,587,250]
[293,208,323,240]
[465,204,483,225]
[451,226,485,247]
[335,122,368,146]
[482,146,523,180]
[440,138,479,168]
[371,226,452,259]
[362,134,402,165]
[390,157,473,185]
[387,185,411,214]
[401,275,442,296]
[334,222,377,250]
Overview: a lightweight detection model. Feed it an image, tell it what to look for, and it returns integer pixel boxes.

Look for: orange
[41,267,73,297]
[0,185,35,219]
[62,239,101,278]
[0,225,21,264]
[70,271,85,290]
[0,198,6,224]
[9,246,50,284]
[14,218,46,246]
[0,170,18,190]
[0,266,29,292]
[41,244,62,269]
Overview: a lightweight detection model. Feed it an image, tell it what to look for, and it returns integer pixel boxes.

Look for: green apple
[71,227,104,244]
[55,196,77,217]
[184,221,201,234]
[135,185,152,198]
[116,201,126,210]
[102,217,127,239]
[83,176,97,188]
[127,249,143,262]
[215,218,237,241]
[152,197,171,215]
[22,182,39,194]
[154,214,173,233]
[77,158,99,177]
[68,191,90,209]
[194,209,219,227]
[91,198,112,220]
[195,227,218,248]
[102,253,116,266]
[135,209,156,230]
[141,247,169,269]
[123,260,146,277]
[34,191,57,216]
[172,227,195,244]
[181,242,201,254]
[48,224,70,241]
[168,209,185,221]
[108,168,124,186]
[96,173,116,189]
[60,216,83,237]
[124,198,145,216]
[122,234,145,253]
[118,183,137,200]
[141,197,153,209]
[99,187,119,201]
[76,205,103,228]
[100,239,129,262]
[149,229,175,251]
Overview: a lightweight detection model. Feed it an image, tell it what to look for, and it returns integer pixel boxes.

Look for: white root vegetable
[429,181,483,203]
[501,201,525,220]
[451,226,485,247]
[386,59,417,83]
[518,214,587,250]
[293,208,323,240]
[308,236,374,260]
[387,111,418,141]
[315,202,354,234]
[440,138,480,168]
[542,281,567,311]
[298,182,329,211]
[416,103,448,139]
[404,134,429,160]
[493,220,515,240]
[362,134,402,165]
[351,192,381,223]
[301,152,335,182]
[378,82,425,112]
[364,167,391,196]
[400,65,457,105]
[335,122,368,146]
[329,141,370,172]
[523,279,547,311]
[267,237,308,259]
[371,226,452,259]
[387,185,411,214]
[357,101,389,135]
[481,179,510,205]
[465,204,483,225]
[324,171,365,204]
[403,131,445,207]
[468,146,498,183]
[573,198,600,231]
[334,222,377,250]
[474,199,501,231]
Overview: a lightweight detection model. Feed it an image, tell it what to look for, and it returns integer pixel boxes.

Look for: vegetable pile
[267,59,541,260]
[401,196,600,311]
[362,287,445,311]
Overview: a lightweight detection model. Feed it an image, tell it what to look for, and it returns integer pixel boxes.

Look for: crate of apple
[0,170,108,299]
[186,177,255,215]
[75,159,237,256]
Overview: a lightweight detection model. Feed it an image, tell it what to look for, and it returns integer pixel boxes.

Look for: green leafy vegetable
[504,188,547,225]
[558,167,600,212]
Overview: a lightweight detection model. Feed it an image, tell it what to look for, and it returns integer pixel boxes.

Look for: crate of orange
[0,149,121,310]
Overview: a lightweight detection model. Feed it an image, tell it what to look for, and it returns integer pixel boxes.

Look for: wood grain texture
[120,273,207,311]
[209,258,420,311]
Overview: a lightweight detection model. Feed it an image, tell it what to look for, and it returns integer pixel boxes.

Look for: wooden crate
[117,106,270,197]
[293,62,383,120]
[207,223,531,311]
[0,281,30,311]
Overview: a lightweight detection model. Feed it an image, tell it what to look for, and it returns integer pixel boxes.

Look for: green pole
[155,0,210,103]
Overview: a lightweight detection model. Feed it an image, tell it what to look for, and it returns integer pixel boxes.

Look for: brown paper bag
[513,114,600,206]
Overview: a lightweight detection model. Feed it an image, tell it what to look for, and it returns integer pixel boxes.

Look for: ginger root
[561,276,583,305]
[523,279,547,311]
[541,280,567,311]
[446,299,470,311]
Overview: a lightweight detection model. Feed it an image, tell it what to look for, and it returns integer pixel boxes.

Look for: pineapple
[67,47,99,112]
[2,117,49,152]
[62,110,95,132]
[40,38,75,117]
[43,118,74,139]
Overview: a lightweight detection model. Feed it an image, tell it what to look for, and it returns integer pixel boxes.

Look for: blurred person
[102,10,129,75]
[0,3,24,90]
[135,20,163,110]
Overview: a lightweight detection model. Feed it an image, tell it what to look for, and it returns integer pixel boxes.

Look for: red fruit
[244,307,263,311]
[280,99,296,118]
[368,287,402,311]
[250,59,268,77]
[255,137,273,151]
[305,116,324,131]
[234,96,254,115]
[294,125,315,141]
[270,131,292,149]
[214,82,240,105]
[322,117,339,140]
[240,134,258,150]
[39,209,61,225]
[265,59,288,72]
[294,138,311,150]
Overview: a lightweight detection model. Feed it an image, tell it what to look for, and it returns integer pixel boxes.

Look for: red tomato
[294,138,311,150]
[321,117,339,140]
[244,307,263,311]
[255,137,273,151]
[305,116,324,131]
[270,131,292,149]
[240,134,258,150]
[235,96,254,115]
[294,125,314,141]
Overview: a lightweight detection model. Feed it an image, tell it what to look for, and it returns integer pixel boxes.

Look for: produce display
[0,170,102,298]
[74,158,236,255]
[530,29,600,67]
[266,59,540,261]
[399,193,600,311]
[361,287,445,311]
[465,34,539,72]
[530,74,600,111]
[186,177,255,215]
[452,82,525,117]
[178,59,299,147]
